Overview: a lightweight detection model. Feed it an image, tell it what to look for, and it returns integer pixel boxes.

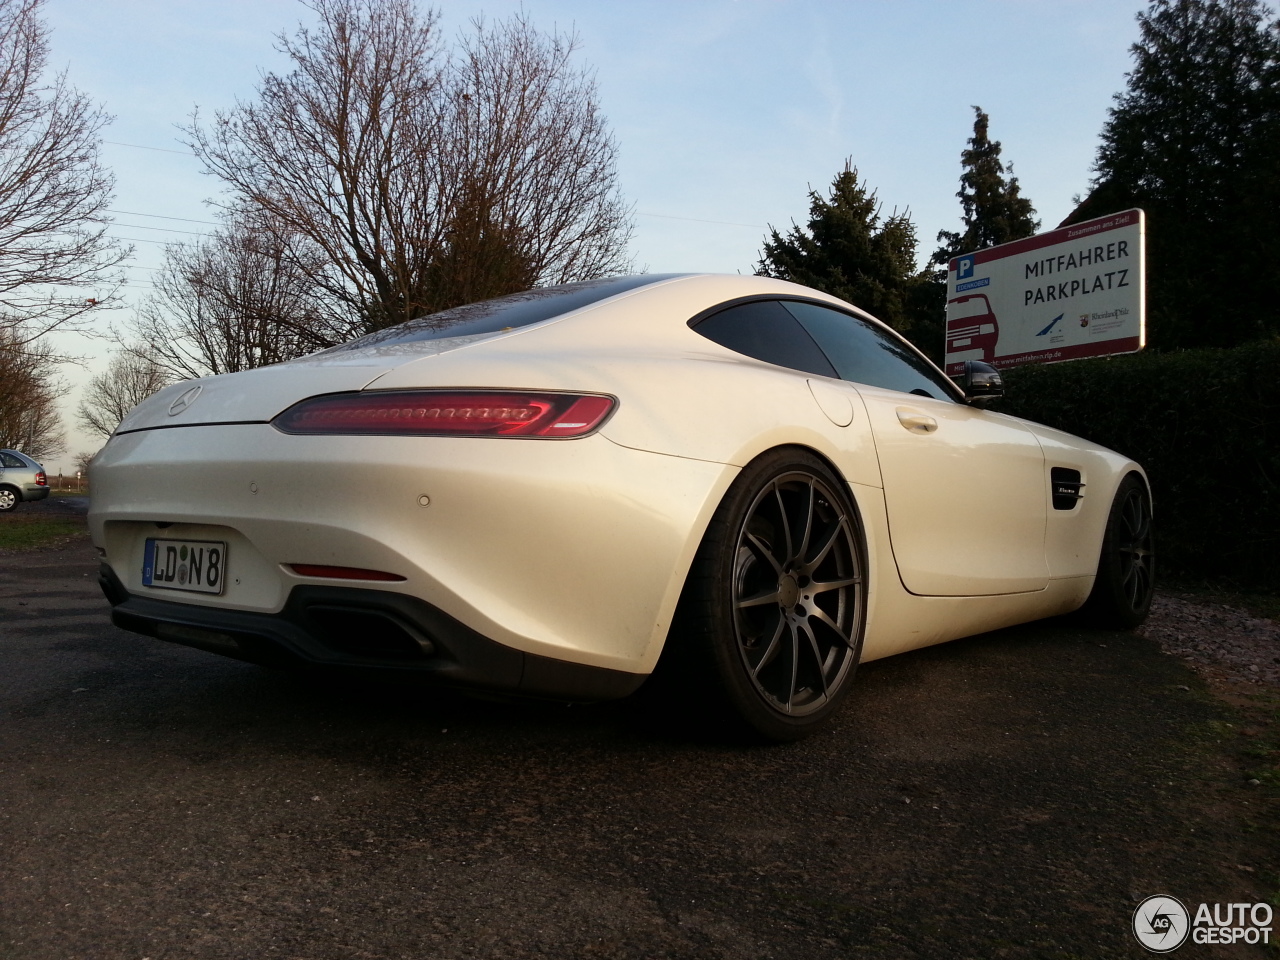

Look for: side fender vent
[1051,467,1084,511]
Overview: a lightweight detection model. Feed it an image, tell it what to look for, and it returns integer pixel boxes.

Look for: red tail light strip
[272,391,616,438]
[288,564,407,582]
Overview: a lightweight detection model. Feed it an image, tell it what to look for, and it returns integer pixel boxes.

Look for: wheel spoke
[744,532,784,577]
[786,621,800,710]
[807,605,855,647]
[737,587,783,610]
[1134,512,1152,544]
[795,480,816,565]
[802,516,847,571]
[798,619,830,698]
[772,483,794,563]
[808,575,861,595]
[1121,500,1139,538]
[750,616,787,678]
[1124,558,1150,607]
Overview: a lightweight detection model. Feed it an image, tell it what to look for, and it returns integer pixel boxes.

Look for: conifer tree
[756,163,943,356]
[933,107,1039,265]
[1068,0,1280,349]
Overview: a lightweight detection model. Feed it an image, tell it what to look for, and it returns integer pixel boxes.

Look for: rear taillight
[272,390,616,438]
[35,471,47,486]
[288,564,406,582]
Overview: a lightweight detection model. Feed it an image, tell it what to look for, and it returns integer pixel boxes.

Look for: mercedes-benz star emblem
[167,384,203,416]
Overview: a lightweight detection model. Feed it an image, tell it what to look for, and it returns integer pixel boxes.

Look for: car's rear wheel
[0,486,18,512]
[667,449,867,741]
[1082,473,1154,629]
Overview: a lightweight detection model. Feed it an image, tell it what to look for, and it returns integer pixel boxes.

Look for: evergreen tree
[756,163,943,358]
[1067,0,1280,349]
[933,107,1039,265]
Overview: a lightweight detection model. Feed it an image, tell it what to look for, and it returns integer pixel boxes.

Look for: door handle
[896,409,938,433]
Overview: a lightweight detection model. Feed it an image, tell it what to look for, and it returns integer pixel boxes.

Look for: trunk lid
[114,336,495,435]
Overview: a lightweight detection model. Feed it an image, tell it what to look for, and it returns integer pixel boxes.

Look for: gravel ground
[1141,594,1280,688]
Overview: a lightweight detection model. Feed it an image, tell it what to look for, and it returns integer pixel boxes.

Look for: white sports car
[90,274,1154,739]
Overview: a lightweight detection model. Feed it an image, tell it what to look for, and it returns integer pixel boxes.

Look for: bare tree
[0,0,127,343]
[72,448,93,475]
[0,329,64,458]
[185,0,631,341]
[128,216,328,380]
[76,348,171,439]
[444,15,632,290]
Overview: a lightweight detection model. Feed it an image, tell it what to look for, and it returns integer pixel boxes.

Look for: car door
[0,451,24,481]
[782,300,1049,597]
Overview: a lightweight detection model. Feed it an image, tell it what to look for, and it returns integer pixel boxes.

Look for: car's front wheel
[1082,473,1154,629]
[0,486,19,512]
[668,448,867,741]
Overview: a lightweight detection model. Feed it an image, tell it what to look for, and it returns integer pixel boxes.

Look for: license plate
[142,538,228,595]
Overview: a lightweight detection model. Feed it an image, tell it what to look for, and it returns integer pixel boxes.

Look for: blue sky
[40,0,1145,471]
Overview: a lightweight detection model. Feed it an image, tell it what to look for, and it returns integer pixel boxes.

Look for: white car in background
[89,274,1154,740]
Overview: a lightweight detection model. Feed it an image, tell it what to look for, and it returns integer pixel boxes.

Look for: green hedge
[999,340,1280,584]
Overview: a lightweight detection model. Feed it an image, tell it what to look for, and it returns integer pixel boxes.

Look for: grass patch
[0,514,86,550]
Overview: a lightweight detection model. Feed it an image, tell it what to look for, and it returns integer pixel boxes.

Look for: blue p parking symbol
[957,255,975,281]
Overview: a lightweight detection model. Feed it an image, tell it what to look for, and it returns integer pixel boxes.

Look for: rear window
[1,451,30,468]
[323,275,682,352]
[691,300,837,377]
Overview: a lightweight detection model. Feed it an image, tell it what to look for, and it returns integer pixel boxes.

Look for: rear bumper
[89,424,735,674]
[99,564,646,701]
[21,484,49,501]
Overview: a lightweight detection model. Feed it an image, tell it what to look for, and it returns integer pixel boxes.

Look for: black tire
[0,486,19,512]
[665,448,867,741]
[1082,473,1154,629]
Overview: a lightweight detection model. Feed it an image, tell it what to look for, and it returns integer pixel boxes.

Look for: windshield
[322,275,683,353]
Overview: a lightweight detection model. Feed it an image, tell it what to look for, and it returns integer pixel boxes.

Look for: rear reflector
[288,564,407,582]
[272,390,616,438]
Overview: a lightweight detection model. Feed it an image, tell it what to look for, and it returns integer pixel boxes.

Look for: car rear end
[0,449,50,509]
[89,277,732,701]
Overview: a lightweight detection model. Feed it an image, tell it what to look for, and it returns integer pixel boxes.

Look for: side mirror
[955,360,1004,407]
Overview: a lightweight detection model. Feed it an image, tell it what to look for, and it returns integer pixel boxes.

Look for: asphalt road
[0,537,1273,959]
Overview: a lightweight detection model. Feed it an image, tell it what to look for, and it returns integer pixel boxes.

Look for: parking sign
[944,209,1145,374]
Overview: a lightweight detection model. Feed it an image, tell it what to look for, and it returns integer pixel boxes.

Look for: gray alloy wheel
[1082,473,1154,629]
[669,448,867,741]
[0,486,18,512]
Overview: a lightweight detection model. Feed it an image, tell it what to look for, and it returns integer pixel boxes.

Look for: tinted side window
[692,300,837,378]
[781,301,957,400]
[1,452,26,468]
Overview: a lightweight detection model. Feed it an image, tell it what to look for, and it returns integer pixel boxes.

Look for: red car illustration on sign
[946,293,1000,369]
